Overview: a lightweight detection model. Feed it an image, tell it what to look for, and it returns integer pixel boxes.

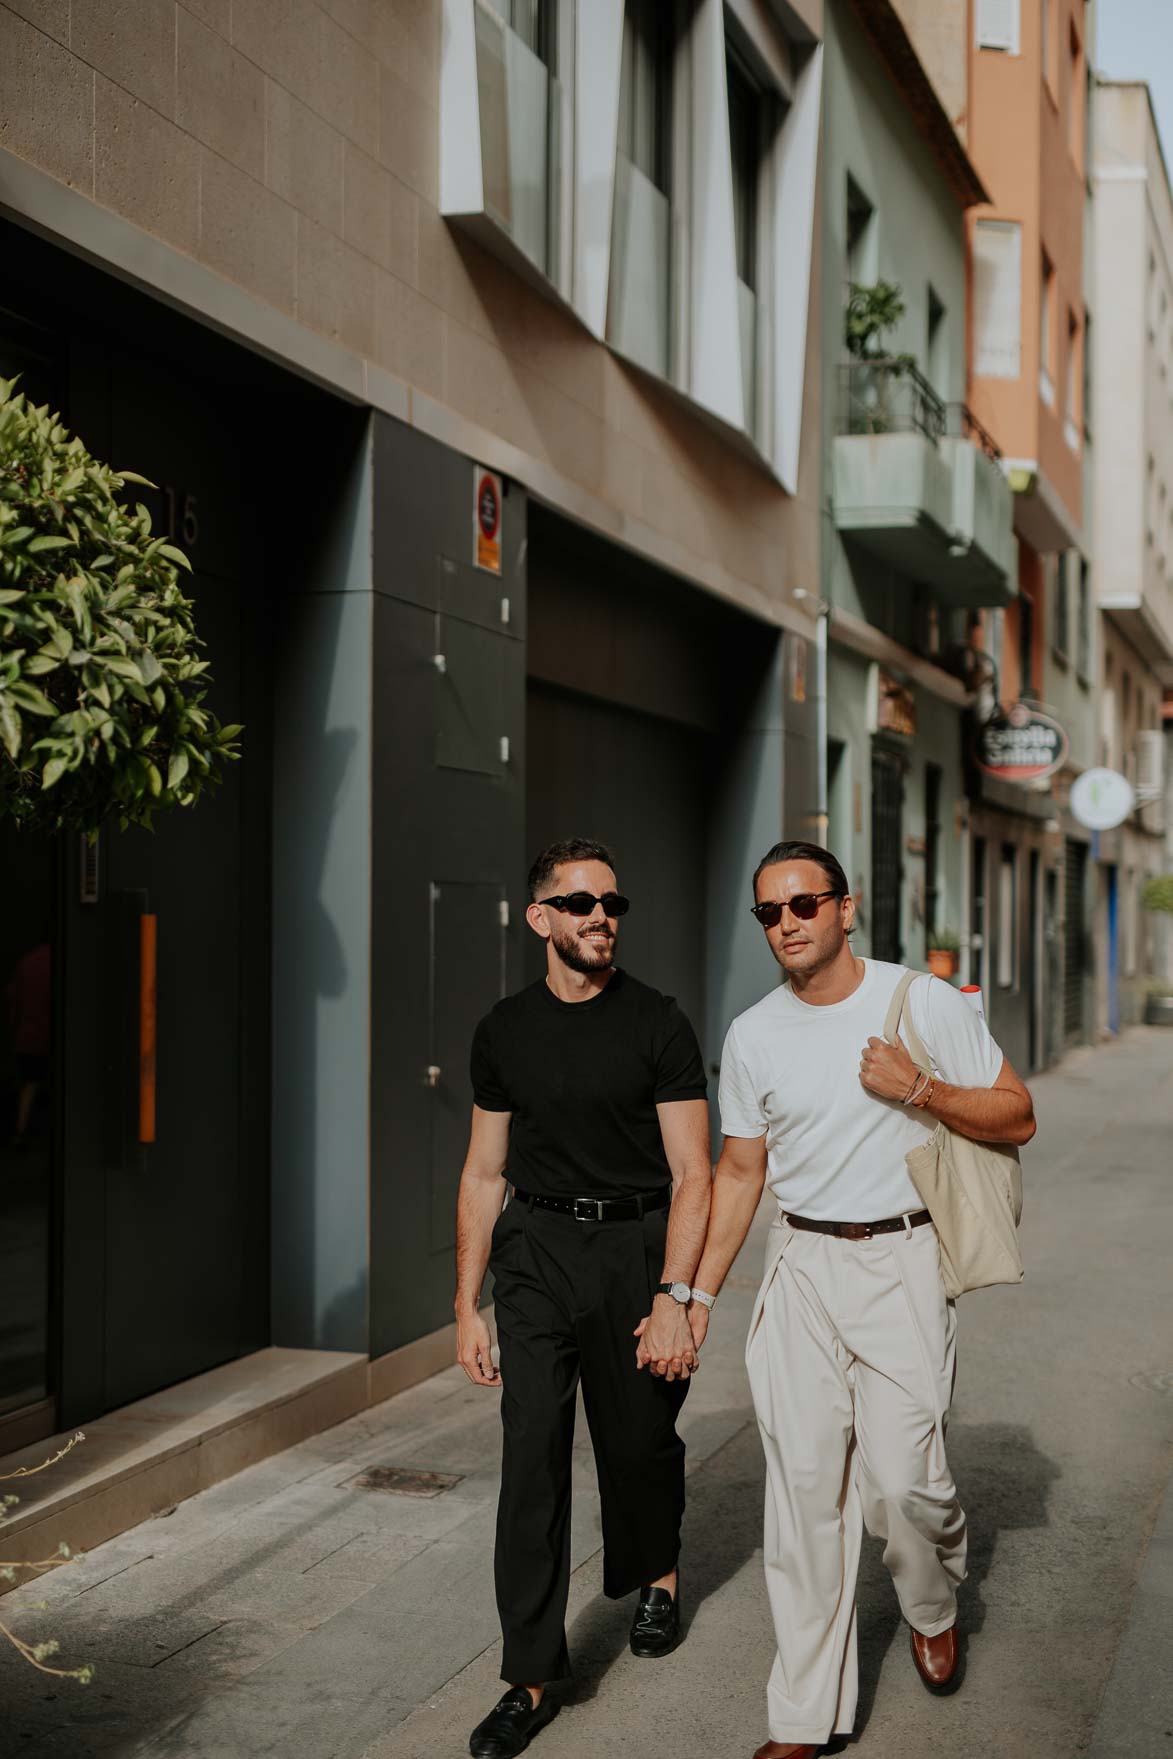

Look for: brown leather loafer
[752,1744,822,1758]
[910,1621,959,1689]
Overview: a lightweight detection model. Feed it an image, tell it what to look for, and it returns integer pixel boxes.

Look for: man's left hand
[633,1301,698,1380]
[859,1034,923,1102]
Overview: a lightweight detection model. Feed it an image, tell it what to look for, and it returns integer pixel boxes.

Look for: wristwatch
[690,1288,717,1310]
[654,1281,692,1306]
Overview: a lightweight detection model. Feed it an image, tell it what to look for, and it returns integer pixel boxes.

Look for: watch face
[670,1281,691,1304]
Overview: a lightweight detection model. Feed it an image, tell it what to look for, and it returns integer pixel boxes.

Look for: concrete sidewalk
[2,1028,1172,1758]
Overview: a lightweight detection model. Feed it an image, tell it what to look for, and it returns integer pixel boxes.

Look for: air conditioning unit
[1135,728,1166,799]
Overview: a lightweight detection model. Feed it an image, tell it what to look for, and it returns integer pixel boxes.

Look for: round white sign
[1069,767,1135,831]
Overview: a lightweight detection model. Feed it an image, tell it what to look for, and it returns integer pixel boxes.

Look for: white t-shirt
[718,959,1006,1222]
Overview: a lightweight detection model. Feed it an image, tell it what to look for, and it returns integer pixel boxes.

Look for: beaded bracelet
[913,1077,937,1109]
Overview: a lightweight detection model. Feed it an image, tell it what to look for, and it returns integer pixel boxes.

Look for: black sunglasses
[751,890,842,928]
[538,891,630,918]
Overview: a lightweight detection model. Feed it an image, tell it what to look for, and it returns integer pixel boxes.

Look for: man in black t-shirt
[455,838,714,1759]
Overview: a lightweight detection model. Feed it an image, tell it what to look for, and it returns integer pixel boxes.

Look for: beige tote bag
[883,970,1024,1299]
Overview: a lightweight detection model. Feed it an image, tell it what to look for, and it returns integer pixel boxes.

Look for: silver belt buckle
[573,1196,604,1222]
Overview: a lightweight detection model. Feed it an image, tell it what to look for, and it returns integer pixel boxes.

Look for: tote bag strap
[882,969,934,1071]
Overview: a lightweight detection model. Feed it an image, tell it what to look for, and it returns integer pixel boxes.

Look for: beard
[550,920,617,974]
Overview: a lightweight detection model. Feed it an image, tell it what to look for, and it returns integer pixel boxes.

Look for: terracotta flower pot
[927,948,959,980]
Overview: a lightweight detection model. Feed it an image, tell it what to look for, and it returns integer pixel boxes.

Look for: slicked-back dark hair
[528,838,617,902]
[752,840,850,901]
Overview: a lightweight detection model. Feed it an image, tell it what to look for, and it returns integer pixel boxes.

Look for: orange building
[968,0,1087,705]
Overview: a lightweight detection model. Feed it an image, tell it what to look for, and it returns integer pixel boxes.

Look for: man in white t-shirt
[686,841,1036,1759]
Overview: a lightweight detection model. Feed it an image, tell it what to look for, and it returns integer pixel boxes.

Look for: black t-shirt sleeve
[653,999,708,1102]
[470,1014,512,1112]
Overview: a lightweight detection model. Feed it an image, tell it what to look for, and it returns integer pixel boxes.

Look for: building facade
[1090,80,1173,1028]
[0,0,823,1446]
[821,0,1016,995]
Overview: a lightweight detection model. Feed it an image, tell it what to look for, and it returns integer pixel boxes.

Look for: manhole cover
[341,1466,464,1497]
[1129,1370,1173,1396]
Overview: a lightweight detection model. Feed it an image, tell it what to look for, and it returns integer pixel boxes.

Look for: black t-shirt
[470,968,708,1197]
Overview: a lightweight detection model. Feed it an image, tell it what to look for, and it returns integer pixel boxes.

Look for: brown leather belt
[783,1209,933,1242]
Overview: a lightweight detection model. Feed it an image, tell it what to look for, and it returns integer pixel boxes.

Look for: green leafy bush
[844,280,914,366]
[927,926,961,953]
[0,378,240,835]
[1141,874,1173,915]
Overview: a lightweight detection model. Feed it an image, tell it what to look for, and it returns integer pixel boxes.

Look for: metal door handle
[425,1065,442,1088]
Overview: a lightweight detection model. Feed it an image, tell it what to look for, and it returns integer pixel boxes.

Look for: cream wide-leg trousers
[745,1214,967,1747]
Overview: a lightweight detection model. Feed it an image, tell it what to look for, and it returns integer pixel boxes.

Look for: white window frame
[972,219,1022,380]
[975,0,1019,55]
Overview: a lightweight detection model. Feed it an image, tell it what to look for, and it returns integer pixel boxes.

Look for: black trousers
[489,1196,689,1684]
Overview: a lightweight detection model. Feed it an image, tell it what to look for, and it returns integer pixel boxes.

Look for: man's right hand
[456,1310,501,1387]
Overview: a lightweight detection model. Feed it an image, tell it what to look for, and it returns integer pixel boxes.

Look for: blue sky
[1096,0,1173,163]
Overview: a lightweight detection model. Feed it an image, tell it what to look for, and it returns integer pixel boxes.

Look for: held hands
[859,1034,923,1103]
[633,1299,708,1381]
[456,1310,501,1388]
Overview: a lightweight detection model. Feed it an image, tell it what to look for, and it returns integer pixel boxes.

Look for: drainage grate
[1129,1370,1173,1396]
[340,1466,464,1497]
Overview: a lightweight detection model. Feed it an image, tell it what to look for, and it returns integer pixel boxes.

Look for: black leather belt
[513,1185,671,1222]
[783,1209,933,1241]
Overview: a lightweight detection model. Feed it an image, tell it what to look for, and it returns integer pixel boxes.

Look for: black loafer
[629,1583,682,1657]
[469,1688,558,1758]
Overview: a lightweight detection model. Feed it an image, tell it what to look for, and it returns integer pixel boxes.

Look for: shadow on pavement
[561,1417,763,1706]
[848,1419,1062,1743]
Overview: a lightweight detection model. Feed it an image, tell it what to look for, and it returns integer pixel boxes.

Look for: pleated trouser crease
[490,1198,689,1684]
[745,1215,967,1746]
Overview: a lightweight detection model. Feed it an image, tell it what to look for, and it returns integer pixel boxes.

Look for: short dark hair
[528,838,617,902]
[752,840,850,901]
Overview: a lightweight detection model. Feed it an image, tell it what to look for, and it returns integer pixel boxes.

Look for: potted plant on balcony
[925,927,961,981]
[844,282,917,436]
[1141,875,1173,1024]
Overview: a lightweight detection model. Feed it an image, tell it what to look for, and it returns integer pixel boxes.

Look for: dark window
[618,0,673,195]
[1077,556,1091,678]
[728,52,760,291]
[509,0,556,65]
[871,748,904,963]
[846,174,876,290]
[1053,554,1070,659]
[924,763,943,939]
[927,284,947,394]
[1018,587,1035,697]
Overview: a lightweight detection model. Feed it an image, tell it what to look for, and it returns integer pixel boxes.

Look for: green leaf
[167,750,189,791]
[42,755,67,789]
[26,534,71,554]
[104,656,144,683]
[7,681,57,716]
[24,654,60,675]
[139,647,162,686]
[156,543,192,572]
[115,470,157,488]
[0,695,21,760]
[145,760,163,798]
[0,588,25,605]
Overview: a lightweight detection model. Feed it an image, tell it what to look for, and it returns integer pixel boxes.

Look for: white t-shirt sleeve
[911,976,1005,1089]
[718,1022,768,1138]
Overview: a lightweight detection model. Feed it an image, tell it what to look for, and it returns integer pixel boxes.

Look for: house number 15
[161,487,199,548]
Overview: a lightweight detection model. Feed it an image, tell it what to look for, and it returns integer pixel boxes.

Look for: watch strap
[690,1288,717,1310]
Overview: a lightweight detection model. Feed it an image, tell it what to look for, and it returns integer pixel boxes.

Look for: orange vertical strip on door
[139,914,157,1144]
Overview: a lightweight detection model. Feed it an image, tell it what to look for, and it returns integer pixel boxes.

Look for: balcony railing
[945,402,1003,462]
[839,358,945,443]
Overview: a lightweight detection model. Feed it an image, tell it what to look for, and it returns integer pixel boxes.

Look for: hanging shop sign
[1069,767,1135,831]
[877,670,917,737]
[473,467,502,575]
[974,702,1068,783]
